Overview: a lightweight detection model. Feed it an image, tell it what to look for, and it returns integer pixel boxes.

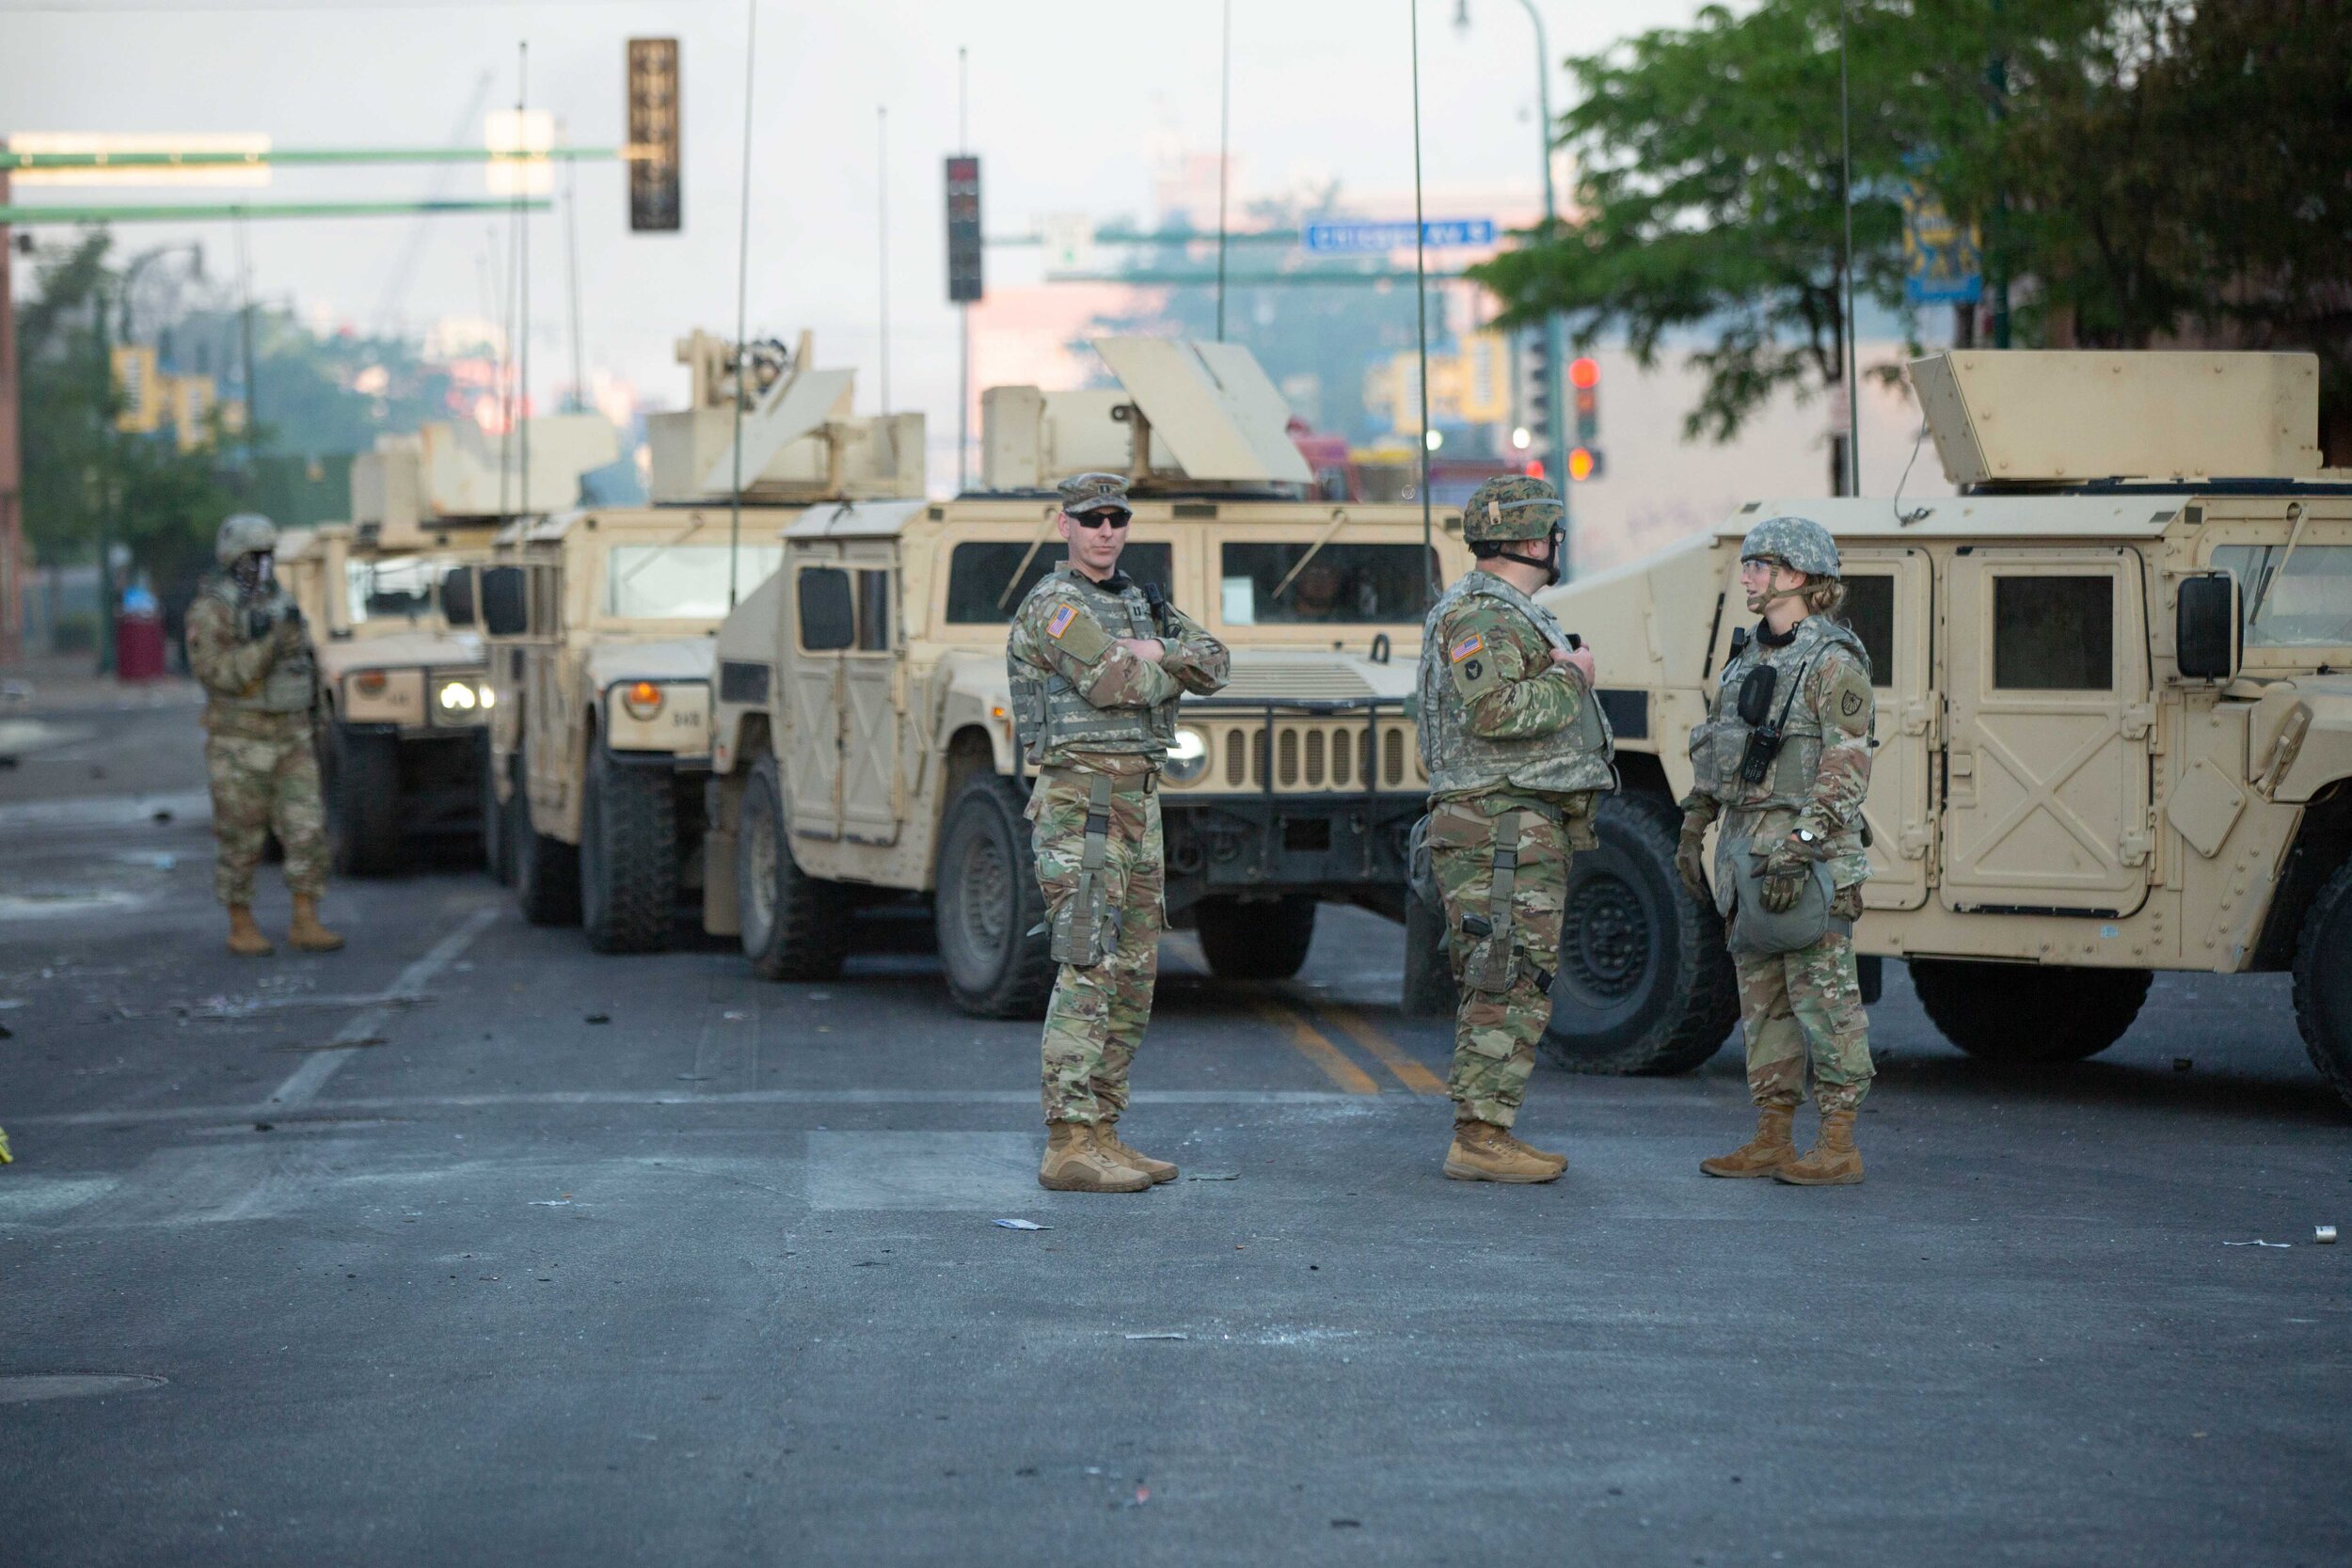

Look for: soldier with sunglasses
[1008,473,1230,1193]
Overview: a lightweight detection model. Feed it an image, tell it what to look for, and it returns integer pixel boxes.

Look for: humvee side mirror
[481,566,529,638]
[2176,573,2238,681]
[441,569,477,628]
[798,568,855,652]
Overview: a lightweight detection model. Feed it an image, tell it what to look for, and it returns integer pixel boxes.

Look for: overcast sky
[2,0,1722,424]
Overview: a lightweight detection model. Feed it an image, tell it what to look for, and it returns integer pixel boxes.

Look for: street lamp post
[1463,1,1573,564]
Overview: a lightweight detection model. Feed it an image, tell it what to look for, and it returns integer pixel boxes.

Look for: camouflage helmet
[215,513,278,566]
[1461,475,1565,544]
[1739,515,1840,579]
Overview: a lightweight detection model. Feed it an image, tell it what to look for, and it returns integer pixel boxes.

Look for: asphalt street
[2,679,2347,1567]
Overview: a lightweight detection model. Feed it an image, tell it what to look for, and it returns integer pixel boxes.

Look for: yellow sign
[111,345,161,433]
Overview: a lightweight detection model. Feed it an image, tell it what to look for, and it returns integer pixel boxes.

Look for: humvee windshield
[2215,545,2352,649]
[942,542,1174,624]
[1217,542,1432,626]
[346,556,459,625]
[606,544,783,620]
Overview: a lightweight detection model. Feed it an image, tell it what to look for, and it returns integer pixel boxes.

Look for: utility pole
[878,105,891,415]
[517,41,532,521]
[1215,0,1231,342]
[0,167,24,663]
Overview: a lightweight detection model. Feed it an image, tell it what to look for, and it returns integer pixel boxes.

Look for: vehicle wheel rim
[746,796,779,936]
[954,822,1011,967]
[1563,872,1647,1002]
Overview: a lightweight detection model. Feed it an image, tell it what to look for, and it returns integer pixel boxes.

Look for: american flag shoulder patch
[1449,633,1486,664]
[1045,604,1078,639]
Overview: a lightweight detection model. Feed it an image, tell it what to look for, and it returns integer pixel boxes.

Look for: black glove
[282,603,305,631]
[246,607,274,640]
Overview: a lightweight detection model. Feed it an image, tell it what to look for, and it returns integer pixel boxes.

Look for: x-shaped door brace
[1960,719,2127,879]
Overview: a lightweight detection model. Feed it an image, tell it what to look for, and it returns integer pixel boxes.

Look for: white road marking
[262,906,501,1110]
[15,1086,1371,1130]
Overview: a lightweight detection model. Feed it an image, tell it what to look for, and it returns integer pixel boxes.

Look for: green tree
[1474,0,2352,462]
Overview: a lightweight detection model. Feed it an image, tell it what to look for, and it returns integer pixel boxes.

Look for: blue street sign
[1301,218,1496,254]
[1900,182,1983,307]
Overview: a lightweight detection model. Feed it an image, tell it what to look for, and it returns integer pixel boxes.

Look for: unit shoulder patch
[1822,658,1874,736]
[1039,597,1111,663]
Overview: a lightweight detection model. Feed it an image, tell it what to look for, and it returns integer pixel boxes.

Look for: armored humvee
[479,333,923,952]
[701,338,1474,1016]
[274,415,618,873]
[277,524,491,873]
[1534,350,2352,1109]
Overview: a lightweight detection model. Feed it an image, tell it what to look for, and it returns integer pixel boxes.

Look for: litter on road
[992,1218,1048,1231]
[2316,1226,2338,1244]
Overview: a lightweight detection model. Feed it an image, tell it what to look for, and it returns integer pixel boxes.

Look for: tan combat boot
[227,905,275,958]
[1502,1129,1568,1177]
[1700,1105,1798,1179]
[1442,1120,1564,1184]
[1038,1122,1152,1194]
[287,894,344,954]
[1095,1121,1178,1184]
[1774,1109,1864,1186]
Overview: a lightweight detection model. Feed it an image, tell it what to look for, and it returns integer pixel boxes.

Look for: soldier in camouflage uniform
[184,514,343,958]
[1680,515,1873,1184]
[1417,475,1613,1183]
[1008,473,1230,1194]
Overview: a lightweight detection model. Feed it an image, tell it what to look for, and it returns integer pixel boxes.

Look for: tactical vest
[1008,566,1178,768]
[1688,613,1869,816]
[1417,572,1614,800]
[199,574,316,715]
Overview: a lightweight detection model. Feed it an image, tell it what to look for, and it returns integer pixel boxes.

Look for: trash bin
[114,603,167,681]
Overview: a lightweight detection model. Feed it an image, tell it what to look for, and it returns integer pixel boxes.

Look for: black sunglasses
[1071,510,1132,530]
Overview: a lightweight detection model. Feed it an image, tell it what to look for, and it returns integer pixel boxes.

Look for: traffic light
[1566,446,1605,483]
[1570,355,1599,442]
[1523,329,1550,441]
[945,155,984,304]
[627,39,682,233]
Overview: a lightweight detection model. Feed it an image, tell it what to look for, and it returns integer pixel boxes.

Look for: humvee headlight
[355,670,388,695]
[437,680,478,711]
[1166,726,1210,784]
[622,680,666,721]
[477,684,496,709]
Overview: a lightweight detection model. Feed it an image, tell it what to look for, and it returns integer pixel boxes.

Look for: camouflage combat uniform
[185,573,329,908]
[1686,609,1877,1114]
[1009,561,1228,1126]
[1417,521,1613,1132]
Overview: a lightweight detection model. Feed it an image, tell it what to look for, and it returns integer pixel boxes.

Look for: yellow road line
[1319,1006,1448,1097]
[1250,1000,1379,1095]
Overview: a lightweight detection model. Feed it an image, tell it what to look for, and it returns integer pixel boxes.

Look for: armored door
[838,560,903,846]
[1938,549,2153,916]
[522,563,568,821]
[785,562,850,841]
[1839,550,1932,911]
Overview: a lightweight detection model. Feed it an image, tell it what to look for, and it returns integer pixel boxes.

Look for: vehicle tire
[737,753,849,981]
[1195,895,1318,980]
[580,745,679,955]
[2291,858,2352,1110]
[513,747,581,927]
[326,722,402,877]
[1541,791,1740,1076]
[1401,887,1456,1018]
[1910,958,2153,1063]
[482,749,514,886]
[935,773,1055,1019]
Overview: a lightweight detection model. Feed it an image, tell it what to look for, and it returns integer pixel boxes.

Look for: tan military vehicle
[700,338,1474,1016]
[480,333,923,952]
[271,414,618,873]
[1534,350,2352,1108]
[277,524,493,874]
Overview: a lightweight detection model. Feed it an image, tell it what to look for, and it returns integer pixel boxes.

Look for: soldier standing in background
[1008,473,1229,1193]
[184,514,344,958]
[1416,475,1613,1183]
[1680,516,1874,1185]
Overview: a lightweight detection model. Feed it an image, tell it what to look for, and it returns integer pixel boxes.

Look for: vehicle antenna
[1838,0,1861,497]
[1215,0,1232,343]
[1409,0,1436,598]
[729,0,760,610]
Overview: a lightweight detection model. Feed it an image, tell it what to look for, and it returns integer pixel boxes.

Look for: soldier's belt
[1038,765,1155,796]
